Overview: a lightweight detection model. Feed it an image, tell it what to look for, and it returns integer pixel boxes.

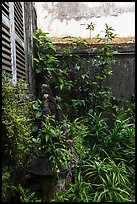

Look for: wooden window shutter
[2,2,12,79]
[2,2,26,84]
[14,2,26,80]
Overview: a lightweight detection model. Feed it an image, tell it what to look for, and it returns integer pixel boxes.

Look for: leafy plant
[51,171,92,202]
[83,155,132,202]
[2,21,135,202]
[96,23,117,42]
[31,102,74,174]
[2,166,17,202]
[81,21,96,39]
[2,76,33,167]
[18,184,42,202]
[68,118,89,161]
[32,24,135,202]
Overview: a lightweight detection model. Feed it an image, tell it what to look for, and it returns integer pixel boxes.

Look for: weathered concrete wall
[55,43,135,100]
[106,52,135,100]
[34,2,135,38]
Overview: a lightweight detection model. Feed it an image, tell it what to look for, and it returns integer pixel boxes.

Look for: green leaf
[81,74,88,79]
[35,68,42,74]
[32,138,37,143]
[36,111,42,118]
[60,83,64,90]
[32,138,41,144]
[45,135,49,143]
[92,81,97,84]
[32,125,39,132]
[34,58,39,63]
[24,148,30,155]
[96,189,109,202]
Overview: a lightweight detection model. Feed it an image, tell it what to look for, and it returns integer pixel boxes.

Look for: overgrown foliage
[31,102,74,174]
[2,74,35,202]
[17,184,42,202]
[2,75,33,167]
[2,22,135,202]
[33,24,135,202]
[2,166,17,202]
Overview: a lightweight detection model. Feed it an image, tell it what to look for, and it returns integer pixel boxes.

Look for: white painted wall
[34,2,135,38]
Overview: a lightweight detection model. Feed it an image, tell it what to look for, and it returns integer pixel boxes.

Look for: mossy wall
[55,43,135,100]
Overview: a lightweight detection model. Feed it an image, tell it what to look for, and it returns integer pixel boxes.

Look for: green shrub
[51,171,92,202]
[2,77,33,167]
[2,75,34,201]
[83,156,132,202]
[2,166,17,202]
[17,184,42,202]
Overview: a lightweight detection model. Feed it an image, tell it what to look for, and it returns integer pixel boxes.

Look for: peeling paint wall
[34,2,135,38]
